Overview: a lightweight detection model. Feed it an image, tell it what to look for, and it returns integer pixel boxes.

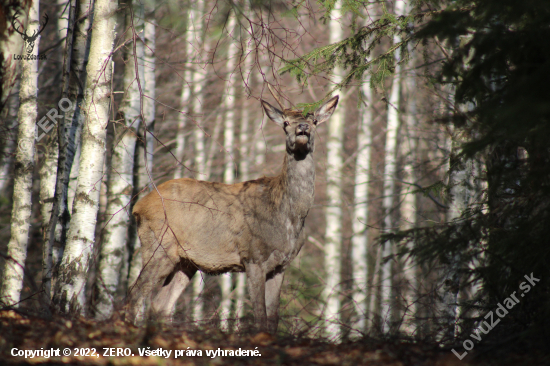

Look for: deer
[12,11,49,54]
[127,87,339,333]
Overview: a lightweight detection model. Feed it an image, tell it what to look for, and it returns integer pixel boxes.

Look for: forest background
[0,0,549,364]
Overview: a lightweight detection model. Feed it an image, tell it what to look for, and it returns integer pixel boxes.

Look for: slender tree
[0,78,20,196]
[0,1,28,115]
[234,2,255,329]
[0,0,41,307]
[96,0,144,319]
[220,8,238,332]
[379,0,406,334]
[173,0,197,180]
[399,64,418,335]
[322,1,345,340]
[351,81,372,335]
[127,0,156,300]
[52,0,118,315]
[42,0,92,306]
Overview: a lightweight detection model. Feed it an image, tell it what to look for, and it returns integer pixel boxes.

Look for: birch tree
[233,2,256,329]
[351,81,372,335]
[96,1,144,319]
[220,9,238,332]
[439,126,474,340]
[184,0,206,323]
[0,4,26,195]
[0,0,41,307]
[42,0,92,305]
[322,1,345,340]
[128,0,156,297]
[233,0,256,331]
[173,0,197,180]
[40,4,74,226]
[399,67,418,335]
[52,0,118,315]
[0,1,28,116]
[0,79,20,196]
[378,0,407,334]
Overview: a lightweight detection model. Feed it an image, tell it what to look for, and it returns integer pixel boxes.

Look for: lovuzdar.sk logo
[12,11,48,61]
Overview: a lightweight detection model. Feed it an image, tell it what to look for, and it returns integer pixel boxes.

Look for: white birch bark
[44,0,92,306]
[234,4,255,329]
[52,0,117,315]
[95,1,143,319]
[400,68,418,335]
[128,0,156,300]
[379,0,406,334]
[220,11,238,332]
[322,2,344,340]
[0,2,27,116]
[173,2,198,180]
[351,81,372,335]
[0,78,20,196]
[441,128,473,340]
[191,84,205,323]
[140,6,155,191]
[0,1,40,307]
[42,0,76,236]
[188,1,206,323]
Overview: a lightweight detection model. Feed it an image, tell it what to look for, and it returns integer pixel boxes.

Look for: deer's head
[12,12,49,54]
[262,90,339,157]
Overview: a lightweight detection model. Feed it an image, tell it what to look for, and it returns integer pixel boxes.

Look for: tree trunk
[220,9,238,332]
[234,3,255,330]
[0,78,20,197]
[379,0,406,334]
[351,80,372,335]
[322,2,344,340]
[190,3,207,322]
[399,67,418,335]
[95,0,143,319]
[173,0,198,180]
[52,0,118,315]
[0,1,28,116]
[43,0,92,309]
[127,0,156,303]
[0,0,40,307]
[441,127,473,340]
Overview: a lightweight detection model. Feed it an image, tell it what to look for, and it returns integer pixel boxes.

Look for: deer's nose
[298,123,308,131]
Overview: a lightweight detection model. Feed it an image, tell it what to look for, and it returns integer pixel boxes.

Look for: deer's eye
[283,121,290,127]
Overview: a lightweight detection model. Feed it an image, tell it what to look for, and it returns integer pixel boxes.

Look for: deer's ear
[314,96,339,125]
[261,100,286,126]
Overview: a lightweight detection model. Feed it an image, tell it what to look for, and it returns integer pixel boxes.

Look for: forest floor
[0,309,548,366]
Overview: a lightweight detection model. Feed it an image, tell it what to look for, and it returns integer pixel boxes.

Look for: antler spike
[38,13,49,35]
[11,12,27,39]
[267,83,285,111]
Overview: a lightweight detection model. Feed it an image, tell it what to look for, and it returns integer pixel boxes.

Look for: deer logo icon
[12,12,49,54]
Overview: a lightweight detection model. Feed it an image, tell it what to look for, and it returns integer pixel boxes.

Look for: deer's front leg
[245,262,267,331]
[265,271,284,334]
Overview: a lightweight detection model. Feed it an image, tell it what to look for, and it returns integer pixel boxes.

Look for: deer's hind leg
[151,260,197,322]
[127,223,180,324]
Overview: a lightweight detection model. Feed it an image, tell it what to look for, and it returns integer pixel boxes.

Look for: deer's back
[133,178,296,274]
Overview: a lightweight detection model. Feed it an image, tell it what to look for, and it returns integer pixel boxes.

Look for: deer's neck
[280,151,316,217]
